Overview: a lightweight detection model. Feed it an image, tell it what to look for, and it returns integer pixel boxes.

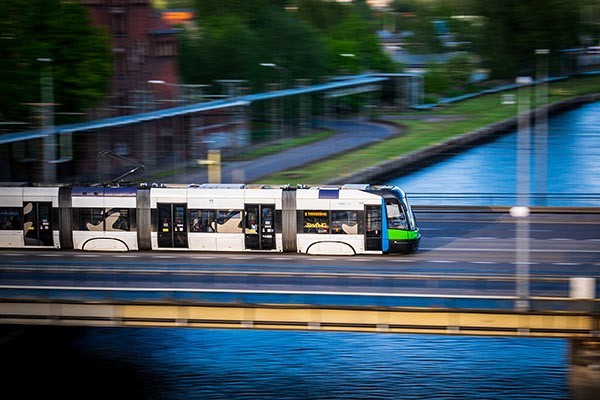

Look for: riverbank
[259,75,600,185]
[328,93,600,185]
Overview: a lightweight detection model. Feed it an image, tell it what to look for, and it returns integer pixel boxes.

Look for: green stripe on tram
[387,229,420,241]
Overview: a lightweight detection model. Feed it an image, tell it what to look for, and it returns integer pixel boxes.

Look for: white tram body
[0,186,60,249]
[295,186,382,255]
[0,183,421,255]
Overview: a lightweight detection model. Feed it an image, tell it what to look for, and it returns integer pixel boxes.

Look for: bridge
[1,206,599,397]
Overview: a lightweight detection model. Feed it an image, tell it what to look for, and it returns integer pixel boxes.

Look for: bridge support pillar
[570,339,600,400]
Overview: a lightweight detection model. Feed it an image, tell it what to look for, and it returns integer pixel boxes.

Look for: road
[187,118,400,183]
[1,211,598,301]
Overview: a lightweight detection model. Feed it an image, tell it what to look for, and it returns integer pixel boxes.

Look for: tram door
[244,204,275,250]
[23,202,53,246]
[365,205,382,251]
[157,203,188,248]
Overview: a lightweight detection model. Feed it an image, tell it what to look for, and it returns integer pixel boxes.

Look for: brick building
[81,0,180,117]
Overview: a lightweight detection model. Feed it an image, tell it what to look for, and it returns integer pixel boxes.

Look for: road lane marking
[77,254,100,258]
[421,247,600,253]
[429,260,456,263]
[553,262,581,266]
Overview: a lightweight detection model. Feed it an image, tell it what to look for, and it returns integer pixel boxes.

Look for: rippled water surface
[71,328,569,399]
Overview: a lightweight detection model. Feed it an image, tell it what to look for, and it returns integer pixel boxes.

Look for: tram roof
[1,76,388,145]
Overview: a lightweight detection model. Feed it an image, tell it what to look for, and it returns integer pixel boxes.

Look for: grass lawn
[258,75,600,185]
[224,130,334,161]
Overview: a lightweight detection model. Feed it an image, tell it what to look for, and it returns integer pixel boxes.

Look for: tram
[0,183,420,255]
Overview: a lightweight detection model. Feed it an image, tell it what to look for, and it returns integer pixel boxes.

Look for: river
[3,103,599,399]
[387,101,600,206]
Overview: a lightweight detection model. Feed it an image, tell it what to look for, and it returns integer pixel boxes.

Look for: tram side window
[331,211,358,234]
[189,209,217,232]
[303,211,329,234]
[75,208,104,231]
[385,200,407,230]
[216,210,242,233]
[0,208,20,230]
[106,208,130,231]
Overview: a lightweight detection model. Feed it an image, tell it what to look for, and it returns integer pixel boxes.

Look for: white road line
[4,253,24,257]
[471,261,496,264]
[227,256,252,260]
[77,254,100,258]
[429,260,455,263]
[553,262,581,266]
[155,255,177,259]
[549,238,572,241]
[422,247,600,253]
[471,237,497,240]
[39,253,60,256]
[349,258,371,262]
[509,262,538,265]
[389,259,413,263]
[270,257,292,261]
[115,254,139,258]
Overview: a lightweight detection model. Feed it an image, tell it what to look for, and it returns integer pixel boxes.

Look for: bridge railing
[408,192,600,207]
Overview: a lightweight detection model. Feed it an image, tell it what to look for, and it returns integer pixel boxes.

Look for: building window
[110,8,126,36]
[153,40,177,57]
[114,51,127,76]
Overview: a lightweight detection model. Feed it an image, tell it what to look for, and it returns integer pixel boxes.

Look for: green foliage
[179,0,396,89]
[0,0,112,125]
[476,0,581,78]
[424,53,476,97]
[180,1,329,91]
[297,0,397,73]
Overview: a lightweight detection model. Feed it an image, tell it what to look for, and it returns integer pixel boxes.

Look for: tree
[0,0,112,125]
[180,1,330,91]
[476,0,581,78]
[297,0,397,73]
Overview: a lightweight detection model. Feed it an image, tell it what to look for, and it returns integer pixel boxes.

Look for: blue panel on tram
[318,189,339,199]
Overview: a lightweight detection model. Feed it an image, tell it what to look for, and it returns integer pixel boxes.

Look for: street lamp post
[512,76,533,312]
[38,57,56,183]
[535,49,550,205]
[260,63,290,138]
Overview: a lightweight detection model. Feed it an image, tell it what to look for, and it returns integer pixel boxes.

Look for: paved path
[185,117,401,184]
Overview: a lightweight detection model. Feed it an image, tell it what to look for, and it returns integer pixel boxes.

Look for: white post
[535,49,550,205]
[38,57,56,183]
[513,76,533,311]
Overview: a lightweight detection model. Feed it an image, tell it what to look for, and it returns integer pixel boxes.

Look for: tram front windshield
[385,195,417,231]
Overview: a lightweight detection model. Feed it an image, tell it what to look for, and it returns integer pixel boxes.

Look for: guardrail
[408,193,600,208]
